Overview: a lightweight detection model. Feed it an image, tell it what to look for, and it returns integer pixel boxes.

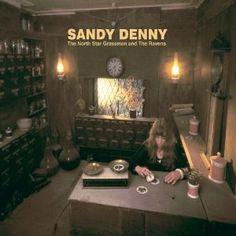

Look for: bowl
[17,118,32,131]
[109,159,129,173]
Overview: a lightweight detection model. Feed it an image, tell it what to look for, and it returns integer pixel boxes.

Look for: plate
[109,159,129,173]
[83,162,104,176]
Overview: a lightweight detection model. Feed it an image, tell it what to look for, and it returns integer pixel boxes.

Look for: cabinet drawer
[0,144,11,157]
[86,127,94,137]
[76,126,85,137]
[0,154,11,171]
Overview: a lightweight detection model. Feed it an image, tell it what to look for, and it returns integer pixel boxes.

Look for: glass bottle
[59,132,80,170]
[40,137,59,177]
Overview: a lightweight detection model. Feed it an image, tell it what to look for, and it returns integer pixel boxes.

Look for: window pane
[97,78,144,117]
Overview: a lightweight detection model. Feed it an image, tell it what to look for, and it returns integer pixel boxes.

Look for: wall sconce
[56,53,65,80]
[171,53,180,83]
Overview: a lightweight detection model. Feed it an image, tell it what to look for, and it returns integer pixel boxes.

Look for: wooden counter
[174,114,236,232]
[69,170,207,236]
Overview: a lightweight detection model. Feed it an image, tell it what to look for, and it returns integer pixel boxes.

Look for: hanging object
[59,132,80,170]
[171,53,180,83]
[209,152,227,184]
[56,53,65,80]
[189,116,200,135]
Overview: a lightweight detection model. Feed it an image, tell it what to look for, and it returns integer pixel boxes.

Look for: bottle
[209,152,227,184]
[58,131,80,170]
[40,137,59,177]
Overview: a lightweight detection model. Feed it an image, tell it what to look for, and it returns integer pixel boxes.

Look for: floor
[0,164,83,236]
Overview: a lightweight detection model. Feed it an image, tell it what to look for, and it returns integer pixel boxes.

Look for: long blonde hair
[144,119,177,170]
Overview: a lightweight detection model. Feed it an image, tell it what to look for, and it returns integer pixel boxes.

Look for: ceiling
[2,0,206,15]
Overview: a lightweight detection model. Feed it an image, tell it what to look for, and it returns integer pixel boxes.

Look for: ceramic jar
[187,182,199,199]
[59,133,80,170]
[209,152,227,184]
[189,116,200,135]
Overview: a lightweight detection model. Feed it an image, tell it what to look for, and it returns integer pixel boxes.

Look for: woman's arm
[129,143,150,175]
[174,141,190,178]
[164,141,190,184]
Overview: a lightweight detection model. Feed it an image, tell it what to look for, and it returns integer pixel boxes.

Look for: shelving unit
[0,38,47,130]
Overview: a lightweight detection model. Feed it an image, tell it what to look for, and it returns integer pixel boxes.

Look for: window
[96,78,144,117]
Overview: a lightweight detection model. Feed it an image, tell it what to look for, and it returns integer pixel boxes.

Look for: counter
[69,167,207,235]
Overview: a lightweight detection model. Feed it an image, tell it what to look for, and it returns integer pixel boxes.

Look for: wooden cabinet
[75,115,155,160]
[0,130,45,220]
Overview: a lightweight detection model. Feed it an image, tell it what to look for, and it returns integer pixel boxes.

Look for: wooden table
[69,171,207,236]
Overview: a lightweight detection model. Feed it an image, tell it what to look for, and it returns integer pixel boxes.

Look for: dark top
[129,142,189,174]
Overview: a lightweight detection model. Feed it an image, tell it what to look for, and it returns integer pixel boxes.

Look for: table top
[200,177,236,224]
[69,171,207,220]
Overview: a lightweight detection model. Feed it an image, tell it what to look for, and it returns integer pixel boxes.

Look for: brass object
[83,162,104,176]
[109,159,129,173]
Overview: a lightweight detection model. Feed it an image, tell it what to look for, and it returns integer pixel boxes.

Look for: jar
[3,40,9,54]
[5,127,13,139]
[189,116,200,135]
[59,132,80,170]
[16,40,24,54]
[187,182,199,199]
[34,46,42,58]
[209,152,227,184]
[0,133,3,143]
[0,41,4,53]
[11,40,16,54]
[21,15,27,31]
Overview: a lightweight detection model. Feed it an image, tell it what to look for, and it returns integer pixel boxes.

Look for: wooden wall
[37,8,196,137]
[194,0,236,171]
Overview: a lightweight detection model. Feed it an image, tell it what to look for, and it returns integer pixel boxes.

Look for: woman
[129,119,189,185]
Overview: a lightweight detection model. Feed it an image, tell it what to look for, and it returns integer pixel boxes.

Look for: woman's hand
[164,170,182,185]
[135,165,153,177]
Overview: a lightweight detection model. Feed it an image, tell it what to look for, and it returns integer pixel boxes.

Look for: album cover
[0,0,236,235]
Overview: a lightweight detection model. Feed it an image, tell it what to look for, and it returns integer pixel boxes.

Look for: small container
[209,152,227,184]
[187,182,199,199]
[5,127,13,139]
[0,133,3,143]
[189,116,200,135]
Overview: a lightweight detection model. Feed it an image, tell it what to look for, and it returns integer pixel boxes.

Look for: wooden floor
[0,167,82,236]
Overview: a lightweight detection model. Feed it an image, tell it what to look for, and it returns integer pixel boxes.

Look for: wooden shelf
[26,91,46,99]
[28,107,46,118]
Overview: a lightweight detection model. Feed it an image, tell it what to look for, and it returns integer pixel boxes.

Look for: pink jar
[189,116,200,135]
[187,182,199,199]
[209,152,227,184]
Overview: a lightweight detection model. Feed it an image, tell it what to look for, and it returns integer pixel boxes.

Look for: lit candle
[171,53,180,82]
[57,53,64,80]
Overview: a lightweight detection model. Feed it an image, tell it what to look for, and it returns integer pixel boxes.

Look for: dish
[83,162,104,176]
[109,159,129,173]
